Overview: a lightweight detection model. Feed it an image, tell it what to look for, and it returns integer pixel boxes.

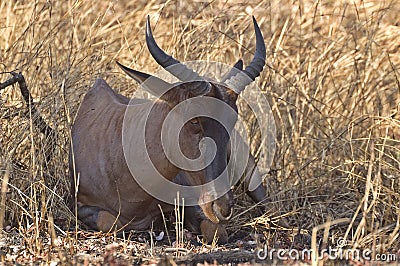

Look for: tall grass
[0,0,399,263]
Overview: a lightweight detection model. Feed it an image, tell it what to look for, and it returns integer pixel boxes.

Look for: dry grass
[0,0,399,264]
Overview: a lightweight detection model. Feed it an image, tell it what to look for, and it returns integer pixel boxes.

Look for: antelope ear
[233,59,244,71]
[116,61,151,84]
[116,61,173,99]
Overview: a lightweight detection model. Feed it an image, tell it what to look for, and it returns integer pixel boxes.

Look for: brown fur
[200,219,228,244]
[70,79,233,234]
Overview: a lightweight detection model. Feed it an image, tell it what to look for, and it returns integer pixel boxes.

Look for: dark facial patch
[206,83,239,113]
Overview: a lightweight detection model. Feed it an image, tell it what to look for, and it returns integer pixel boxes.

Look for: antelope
[69,16,267,243]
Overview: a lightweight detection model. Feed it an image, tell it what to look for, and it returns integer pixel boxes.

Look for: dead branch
[0,72,56,164]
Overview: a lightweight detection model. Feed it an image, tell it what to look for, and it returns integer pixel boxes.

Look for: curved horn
[224,16,266,93]
[145,16,202,82]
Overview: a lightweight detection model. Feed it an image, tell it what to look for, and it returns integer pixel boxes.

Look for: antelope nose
[212,192,233,222]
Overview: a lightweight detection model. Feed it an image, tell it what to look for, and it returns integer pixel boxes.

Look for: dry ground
[0,0,399,265]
